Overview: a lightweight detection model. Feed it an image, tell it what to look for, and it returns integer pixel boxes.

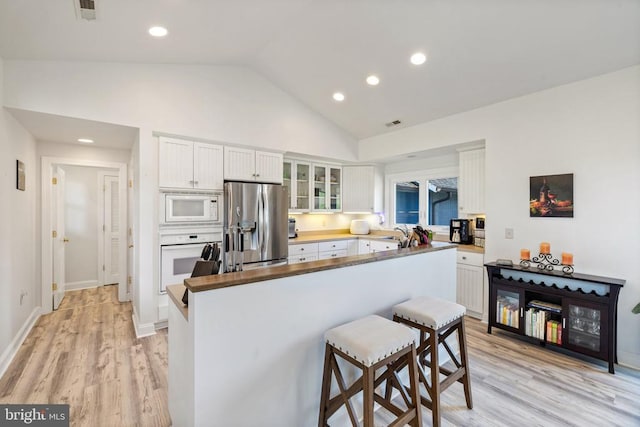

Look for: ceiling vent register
[385,119,402,128]
[75,0,96,21]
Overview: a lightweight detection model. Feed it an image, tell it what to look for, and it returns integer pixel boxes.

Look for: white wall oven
[159,227,222,294]
[161,192,221,225]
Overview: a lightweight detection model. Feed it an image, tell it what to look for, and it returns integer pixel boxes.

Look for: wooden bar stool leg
[429,328,441,427]
[363,366,375,427]
[459,318,473,409]
[408,345,423,427]
[318,343,333,427]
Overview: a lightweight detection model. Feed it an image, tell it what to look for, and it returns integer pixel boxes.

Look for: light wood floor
[0,286,170,427]
[1,287,639,426]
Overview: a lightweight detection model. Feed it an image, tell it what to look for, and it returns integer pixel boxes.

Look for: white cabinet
[369,240,398,253]
[358,239,398,254]
[456,251,485,318]
[312,164,341,212]
[283,159,311,212]
[318,240,348,259]
[458,148,485,214]
[288,242,319,264]
[358,239,371,255]
[224,146,283,183]
[159,137,224,190]
[342,165,383,213]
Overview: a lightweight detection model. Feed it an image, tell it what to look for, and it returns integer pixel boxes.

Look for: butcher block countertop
[184,242,456,293]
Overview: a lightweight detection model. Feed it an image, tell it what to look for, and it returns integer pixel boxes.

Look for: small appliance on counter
[349,219,370,235]
[288,217,297,238]
[449,219,472,244]
[474,217,485,248]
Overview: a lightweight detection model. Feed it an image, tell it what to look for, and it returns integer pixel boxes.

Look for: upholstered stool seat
[318,315,422,427]
[392,296,473,427]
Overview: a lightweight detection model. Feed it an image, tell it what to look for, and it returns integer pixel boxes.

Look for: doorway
[41,157,128,313]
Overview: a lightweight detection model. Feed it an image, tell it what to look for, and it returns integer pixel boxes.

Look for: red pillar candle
[561,252,573,265]
[540,242,551,254]
[520,249,530,260]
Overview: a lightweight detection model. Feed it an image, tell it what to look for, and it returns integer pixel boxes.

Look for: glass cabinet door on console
[313,165,327,210]
[563,299,608,359]
[493,285,524,332]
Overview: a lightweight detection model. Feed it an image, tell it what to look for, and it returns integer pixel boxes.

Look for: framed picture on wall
[529,173,573,217]
[16,160,25,191]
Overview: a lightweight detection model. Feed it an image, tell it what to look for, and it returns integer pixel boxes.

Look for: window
[389,169,458,229]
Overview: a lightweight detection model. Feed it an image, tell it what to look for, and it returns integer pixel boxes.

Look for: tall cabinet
[458,148,485,214]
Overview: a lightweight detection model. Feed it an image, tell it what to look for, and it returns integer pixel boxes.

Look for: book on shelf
[545,320,562,344]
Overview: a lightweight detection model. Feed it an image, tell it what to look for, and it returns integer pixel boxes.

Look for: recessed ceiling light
[77,138,94,144]
[410,52,427,65]
[366,75,380,86]
[332,92,345,102]
[149,26,168,37]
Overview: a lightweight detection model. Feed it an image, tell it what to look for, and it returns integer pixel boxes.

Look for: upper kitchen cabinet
[312,164,341,211]
[158,137,224,191]
[458,148,486,214]
[342,165,383,213]
[224,146,283,184]
[283,159,311,212]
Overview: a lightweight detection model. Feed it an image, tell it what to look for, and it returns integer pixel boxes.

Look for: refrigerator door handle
[258,186,265,255]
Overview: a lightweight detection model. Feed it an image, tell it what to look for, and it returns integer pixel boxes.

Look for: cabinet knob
[300,248,304,251]
[256,174,260,177]
[462,256,467,260]
[193,180,199,185]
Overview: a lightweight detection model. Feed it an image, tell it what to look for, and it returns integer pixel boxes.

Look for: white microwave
[162,193,221,224]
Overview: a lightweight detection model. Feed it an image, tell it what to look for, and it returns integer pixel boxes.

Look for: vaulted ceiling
[1,0,639,141]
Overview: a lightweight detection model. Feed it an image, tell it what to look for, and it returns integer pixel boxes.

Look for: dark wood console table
[485,262,625,374]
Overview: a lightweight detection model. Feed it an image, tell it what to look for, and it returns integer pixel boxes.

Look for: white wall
[359,65,640,368]
[0,57,40,374]
[62,165,118,288]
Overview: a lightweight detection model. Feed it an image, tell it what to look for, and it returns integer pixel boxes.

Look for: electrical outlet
[505,228,514,239]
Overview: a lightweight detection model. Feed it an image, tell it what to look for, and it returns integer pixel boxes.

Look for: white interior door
[104,175,120,285]
[52,166,67,310]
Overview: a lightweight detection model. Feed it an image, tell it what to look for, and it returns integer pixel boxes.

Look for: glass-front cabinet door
[283,159,311,212]
[312,164,342,212]
[563,299,608,359]
[313,165,327,210]
[329,166,341,211]
[295,162,310,211]
[493,285,523,332]
[283,161,292,209]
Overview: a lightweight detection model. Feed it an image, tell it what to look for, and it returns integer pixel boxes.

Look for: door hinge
[102,265,105,272]
[52,282,57,291]
[129,180,133,188]
[127,276,132,285]
[52,230,57,238]
[52,177,57,185]
[103,224,106,232]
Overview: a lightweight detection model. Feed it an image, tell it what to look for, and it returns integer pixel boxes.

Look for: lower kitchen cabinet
[456,251,485,319]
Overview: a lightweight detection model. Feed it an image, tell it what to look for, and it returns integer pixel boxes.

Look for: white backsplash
[291,213,382,232]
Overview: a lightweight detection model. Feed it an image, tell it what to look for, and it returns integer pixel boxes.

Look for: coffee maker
[449,219,472,244]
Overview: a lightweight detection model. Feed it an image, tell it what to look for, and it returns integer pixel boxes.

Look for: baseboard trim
[0,306,41,380]
[617,350,640,371]
[65,280,99,291]
[132,308,156,338]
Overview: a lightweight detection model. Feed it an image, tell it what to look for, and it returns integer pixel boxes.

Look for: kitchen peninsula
[167,242,456,427]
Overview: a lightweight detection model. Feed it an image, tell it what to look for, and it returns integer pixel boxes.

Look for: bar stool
[318,314,422,427]
[392,296,473,427]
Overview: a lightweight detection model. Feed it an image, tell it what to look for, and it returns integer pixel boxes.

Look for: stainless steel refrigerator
[223,181,288,272]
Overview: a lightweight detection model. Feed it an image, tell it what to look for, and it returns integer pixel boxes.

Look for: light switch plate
[505,228,514,239]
